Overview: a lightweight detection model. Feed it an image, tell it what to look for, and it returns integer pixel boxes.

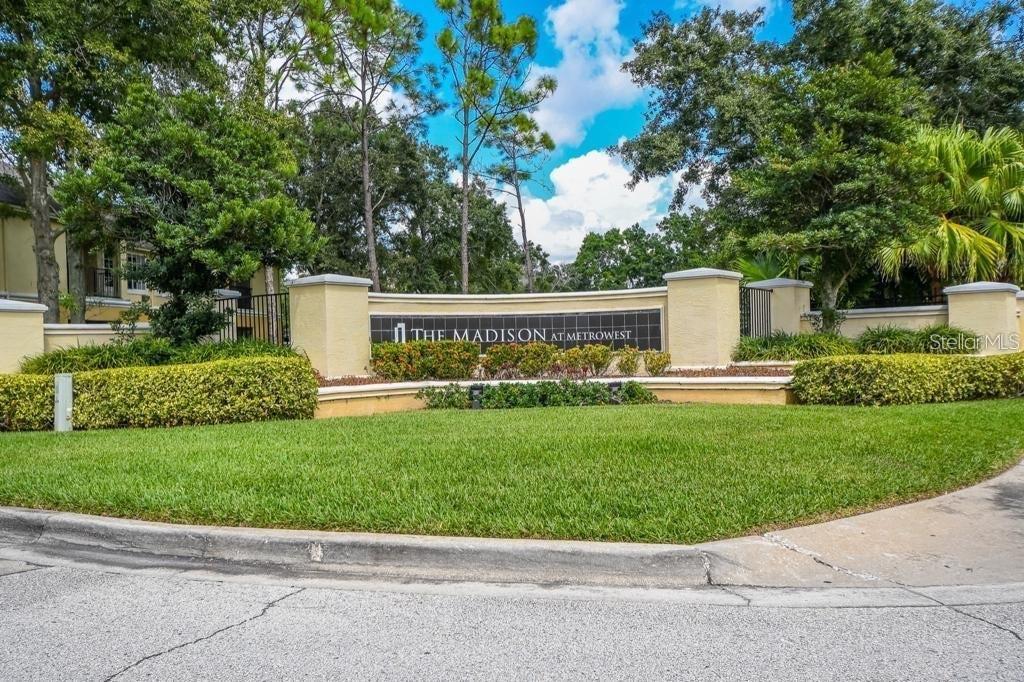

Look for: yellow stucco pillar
[286,274,372,377]
[664,268,742,367]
[944,282,1021,355]
[747,278,813,334]
[0,299,47,373]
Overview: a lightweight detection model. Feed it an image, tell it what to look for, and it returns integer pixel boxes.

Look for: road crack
[762,532,882,582]
[103,587,304,680]
[764,532,1022,641]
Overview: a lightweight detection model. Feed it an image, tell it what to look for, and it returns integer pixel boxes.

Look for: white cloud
[531,0,643,146]
[676,0,780,17]
[501,150,674,262]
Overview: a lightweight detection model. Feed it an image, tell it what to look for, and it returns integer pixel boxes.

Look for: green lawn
[1,400,1022,544]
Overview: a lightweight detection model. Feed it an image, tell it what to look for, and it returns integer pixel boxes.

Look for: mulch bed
[317,365,792,387]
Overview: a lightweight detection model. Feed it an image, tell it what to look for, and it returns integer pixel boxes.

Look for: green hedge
[1,356,318,431]
[374,341,671,381]
[855,324,975,355]
[733,332,857,361]
[0,374,54,431]
[20,338,298,374]
[72,356,318,429]
[371,340,480,381]
[418,380,657,410]
[792,353,1024,405]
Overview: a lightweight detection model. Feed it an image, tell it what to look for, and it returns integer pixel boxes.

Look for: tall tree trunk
[361,110,381,292]
[66,244,86,323]
[28,156,59,323]
[460,113,471,294]
[513,179,533,293]
[264,265,278,344]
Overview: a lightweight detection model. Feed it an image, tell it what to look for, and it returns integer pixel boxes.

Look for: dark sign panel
[370,309,662,351]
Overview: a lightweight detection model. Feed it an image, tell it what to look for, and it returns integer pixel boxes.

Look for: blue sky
[411,0,796,260]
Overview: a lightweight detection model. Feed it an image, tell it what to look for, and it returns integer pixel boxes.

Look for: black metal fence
[214,292,290,345]
[740,286,772,337]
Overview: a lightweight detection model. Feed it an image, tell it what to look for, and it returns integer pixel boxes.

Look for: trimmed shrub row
[1,356,318,431]
[418,380,658,410]
[0,374,54,431]
[20,338,299,374]
[371,340,672,381]
[792,353,1024,406]
[733,324,976,361]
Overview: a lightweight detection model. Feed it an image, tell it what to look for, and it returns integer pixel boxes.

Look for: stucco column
[746,278,813,334]
[664,268,742,367]
[0,299,47,373]
[286,274,372,377]
[944,282,1021,355]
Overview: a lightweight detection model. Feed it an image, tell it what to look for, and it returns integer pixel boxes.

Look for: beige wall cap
[746,278,813,290]
[664,268,742,281]
[214,288,241,299]
[943,281,1021,295]
[0,299,47,313]
[287,274,373,289]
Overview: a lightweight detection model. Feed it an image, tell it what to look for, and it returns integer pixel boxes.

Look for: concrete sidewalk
[1,462,1021,591]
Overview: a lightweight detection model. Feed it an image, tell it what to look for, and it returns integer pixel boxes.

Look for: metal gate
[214,292,290,345]
[740,286,772,337]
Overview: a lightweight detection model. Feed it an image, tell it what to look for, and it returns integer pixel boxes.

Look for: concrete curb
[0,507,710,588]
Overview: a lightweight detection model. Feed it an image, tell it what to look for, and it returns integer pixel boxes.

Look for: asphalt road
[2,555,1022,681]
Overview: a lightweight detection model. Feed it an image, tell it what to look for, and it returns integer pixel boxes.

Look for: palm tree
[878,125,1024,287]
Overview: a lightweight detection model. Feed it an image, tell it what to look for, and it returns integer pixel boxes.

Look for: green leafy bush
[0,374,54,431]
[616,346,641,376]
[792,353,1024,406]
[418,380,657,410]
[856,324,977,355]
[519,342,559,377]
[733,332,857,361]
[72,356,318,429]
[556,345,614,377]
[482,380,656,409]
[416,384,471,409]
[371,340,479,381]
[855,326,921,354]
[642,350,672,376]
[20,338,297,374]
[916,324,977,355]
[480,343,525,378]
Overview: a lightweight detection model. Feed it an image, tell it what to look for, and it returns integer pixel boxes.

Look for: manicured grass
[1,401,1023,544]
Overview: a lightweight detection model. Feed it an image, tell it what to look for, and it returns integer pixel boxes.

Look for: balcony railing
[86,267,121,299]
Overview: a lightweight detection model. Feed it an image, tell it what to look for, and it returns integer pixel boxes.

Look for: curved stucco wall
[368,288,671,350]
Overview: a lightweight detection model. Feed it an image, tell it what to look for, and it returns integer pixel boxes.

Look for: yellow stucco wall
[665,270,741,367]
[42,324,150,352]
[946,285,1021,354]
[0,303,46,373]
[799,306,950,337]
[288,275,372,377]
[1,215,67,298]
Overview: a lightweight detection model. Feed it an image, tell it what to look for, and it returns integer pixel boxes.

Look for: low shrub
[855,326,921,354]
[733,332,857,361]
[415,384,471,409]
[557,344,614,377]
[615,346,641,376]
[519,342,560,377]
[72,356,318,429]
[791,353,1024,406]
[20,338,297,374]
[856,324,977,355]
[371,340,479,381]
[0,374,54,431]
[917,324,977,355]
[418,380,657,410]
[642,350,672,376]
